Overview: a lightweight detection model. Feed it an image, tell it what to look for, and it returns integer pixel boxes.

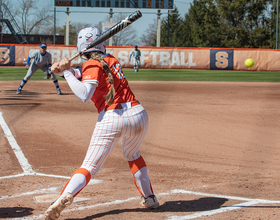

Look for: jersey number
[112,63,126,79]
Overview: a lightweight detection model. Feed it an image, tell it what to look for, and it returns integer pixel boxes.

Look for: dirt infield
[1,80,280,220]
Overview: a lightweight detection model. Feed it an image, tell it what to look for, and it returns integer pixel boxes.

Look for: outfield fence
[0,44,280,71]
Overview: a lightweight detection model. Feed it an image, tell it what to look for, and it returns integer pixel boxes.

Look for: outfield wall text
[0,44,279,71]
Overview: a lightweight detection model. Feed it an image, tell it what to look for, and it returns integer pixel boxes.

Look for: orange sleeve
[82,60,103,82]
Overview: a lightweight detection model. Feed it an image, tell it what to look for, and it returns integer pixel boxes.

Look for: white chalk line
[167,189,280,220]
[7,188,280,220]
[170,189,280,203]
[167,200,260,220]
[0,187,58,201]
[0,112,33,174]
[2,112,280,219]
[0,111,103,184]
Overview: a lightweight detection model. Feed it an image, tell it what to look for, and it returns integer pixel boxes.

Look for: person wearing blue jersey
[16,44,62,95]
[129,45,141,73]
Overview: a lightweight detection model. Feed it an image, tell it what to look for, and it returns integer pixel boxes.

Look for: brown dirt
[1,80,280,219]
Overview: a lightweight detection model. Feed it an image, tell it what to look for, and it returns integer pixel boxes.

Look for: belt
[105,100,140,111]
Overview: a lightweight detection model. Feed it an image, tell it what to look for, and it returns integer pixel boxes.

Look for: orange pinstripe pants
[81,104,149,177]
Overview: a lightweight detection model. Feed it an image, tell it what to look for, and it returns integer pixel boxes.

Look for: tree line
[1,0,279,48]
[0,0,138,46]
[152,0,278,49]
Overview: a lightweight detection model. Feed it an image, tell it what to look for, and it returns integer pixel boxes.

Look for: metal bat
[69,10,142,61]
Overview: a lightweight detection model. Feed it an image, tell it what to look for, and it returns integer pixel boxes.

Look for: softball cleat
[57,88,62,95]
[16,89,21,94]
[140,195,159,209]
[44,192,73,220]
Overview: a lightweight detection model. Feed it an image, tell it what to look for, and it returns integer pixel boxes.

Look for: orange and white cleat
[140,195,159,209]
[44,192,73,220]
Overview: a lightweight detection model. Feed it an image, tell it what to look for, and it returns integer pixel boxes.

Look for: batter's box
[34,194,91,204]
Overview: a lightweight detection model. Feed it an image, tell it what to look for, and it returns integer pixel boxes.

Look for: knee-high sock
[52,79,60,90]
[18,79,27,90]
[61,168,91,197]
[128,156,154,198]
[134,167,153,198]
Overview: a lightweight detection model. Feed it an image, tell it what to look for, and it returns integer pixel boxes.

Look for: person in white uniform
[129,45,141,73]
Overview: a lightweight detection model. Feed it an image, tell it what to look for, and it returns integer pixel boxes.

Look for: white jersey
[29,50,52,67]
[130,49,141,60]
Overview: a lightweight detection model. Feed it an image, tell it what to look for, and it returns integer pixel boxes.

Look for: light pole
[157,10,161,47]
[66,7,70,45]
[276,0,279,49]
[109,8,113,46]
[167,10,170,47]
[53,6,56,45]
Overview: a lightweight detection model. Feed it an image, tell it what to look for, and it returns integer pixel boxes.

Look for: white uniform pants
[134,58,141,68]
[81,103,149,177]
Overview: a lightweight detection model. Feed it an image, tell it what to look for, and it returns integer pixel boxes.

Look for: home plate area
[2,81,280,219]
[34,194,91,204]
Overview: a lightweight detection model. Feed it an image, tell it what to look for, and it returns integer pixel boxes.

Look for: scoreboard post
[53,0,174,46]
[54,0,174,10]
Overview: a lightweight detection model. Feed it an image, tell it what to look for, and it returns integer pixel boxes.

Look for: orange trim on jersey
[105,100,140,111]
[82,55,137,113]
[60,168,91,197]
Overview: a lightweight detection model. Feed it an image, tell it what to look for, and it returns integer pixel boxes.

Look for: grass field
[0,67,280,82]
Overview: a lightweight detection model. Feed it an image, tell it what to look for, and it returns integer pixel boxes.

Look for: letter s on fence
[118,51,128,65]
[0,47,10,64]
[215,52,228,68]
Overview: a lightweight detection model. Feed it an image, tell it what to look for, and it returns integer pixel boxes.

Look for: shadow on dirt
[0,102,42,106]
[65,197,228,220]
[0,207,34,218]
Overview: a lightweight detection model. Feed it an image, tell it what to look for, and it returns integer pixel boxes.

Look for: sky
[34,0,191,42]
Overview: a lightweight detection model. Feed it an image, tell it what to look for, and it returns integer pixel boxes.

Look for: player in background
[129,45,141,73]
[16,44,62,95]
[44,27,159,220]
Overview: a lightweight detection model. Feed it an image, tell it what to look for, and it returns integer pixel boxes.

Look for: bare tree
[0,0,18,33]
[15,0,53,34]
[140,19,157,46]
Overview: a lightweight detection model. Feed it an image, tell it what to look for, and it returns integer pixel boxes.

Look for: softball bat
[69,10,142,61]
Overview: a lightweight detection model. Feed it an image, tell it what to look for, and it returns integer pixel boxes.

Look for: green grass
[0,67,280,82]
[123,69,280,82]
[0,68,64,81]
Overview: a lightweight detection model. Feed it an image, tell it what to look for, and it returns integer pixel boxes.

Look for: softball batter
[16,44,62,95]
[44,27,159,220]
[129,45,141,73]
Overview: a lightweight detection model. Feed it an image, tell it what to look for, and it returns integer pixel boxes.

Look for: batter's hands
[51,58,71,76]
[51,62,61,74]
[59,58,71,72]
